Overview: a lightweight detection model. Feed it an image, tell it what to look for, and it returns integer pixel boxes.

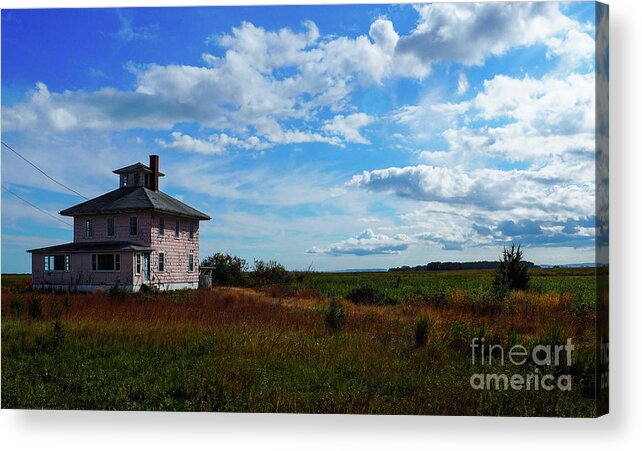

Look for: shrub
[28,293,42,319]
[414,316,431,348]
[263,284,293,298]
[109,284,129,299]
[53,320,65,346]
[50,292,62,319]
[346,285,395,305]
[324,298,346,334]
[10,293,24,318]
[201,253,249,286]
[492,244,530,298]
[63,291,71,313]
[253,259,292,287]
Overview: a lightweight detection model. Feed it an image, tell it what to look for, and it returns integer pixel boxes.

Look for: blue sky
[1,2,600,272]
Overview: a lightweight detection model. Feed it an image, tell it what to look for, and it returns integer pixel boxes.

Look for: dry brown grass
[1,283,591,346]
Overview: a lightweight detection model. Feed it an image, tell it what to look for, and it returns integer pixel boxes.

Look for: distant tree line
[389,260,539,272]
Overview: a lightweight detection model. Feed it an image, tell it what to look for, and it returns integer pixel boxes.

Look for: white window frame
[85,218,93,238]
[135,253,142,275]
[159,217,165,236]
[158,252,165,272]
[188,222,194,240]
[44,254,70,272]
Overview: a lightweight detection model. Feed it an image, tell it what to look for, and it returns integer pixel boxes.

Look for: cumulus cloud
[306,228,410,256]
[3,2,586,146]
[323,113,374,144]
[347,164,594,223]
[397,2,575,66]
[156,132,268,155]
[546,29,595,70]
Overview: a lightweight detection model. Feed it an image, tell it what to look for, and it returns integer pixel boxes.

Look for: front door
[143,253,151,283]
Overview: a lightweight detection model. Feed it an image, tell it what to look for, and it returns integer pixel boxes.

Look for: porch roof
[27,241,153,254]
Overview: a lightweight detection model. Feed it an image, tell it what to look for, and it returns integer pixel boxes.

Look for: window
[122,174,128,187]
[85,218,93,238]
[159,217,165,236]
[107,217,115,237]
[158,252,165,272]
[145,173,150,188]
[188,253,194,272]
[135,254,141,275]
[134,173,140,185]
[92,254,120,271]
[188,222,194,240]
[129,216,138,236]
[174,219,180,238]
[45,255,70,272]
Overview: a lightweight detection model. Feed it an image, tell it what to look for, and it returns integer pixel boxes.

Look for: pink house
[28,155,210,292]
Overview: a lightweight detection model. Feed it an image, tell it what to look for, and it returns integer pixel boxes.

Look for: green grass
[293,268,597,305]
[1,319,595,415]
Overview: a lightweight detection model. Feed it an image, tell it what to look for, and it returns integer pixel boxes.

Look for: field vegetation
[1,265,599,416]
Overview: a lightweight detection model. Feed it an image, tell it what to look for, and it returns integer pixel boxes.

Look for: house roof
[59,187,211,220]
[27,241,153,254]
[113,162,165,176]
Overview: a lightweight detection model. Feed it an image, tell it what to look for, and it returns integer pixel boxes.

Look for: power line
[1,141,89,200]
[1,185,73,228]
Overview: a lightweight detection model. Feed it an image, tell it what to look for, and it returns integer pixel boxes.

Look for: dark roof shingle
[59,187,210,220]
[112,162,165,176]
[28,241,153,254]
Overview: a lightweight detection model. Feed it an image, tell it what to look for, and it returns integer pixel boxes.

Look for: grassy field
[1,269,599,416]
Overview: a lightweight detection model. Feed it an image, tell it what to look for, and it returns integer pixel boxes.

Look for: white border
[2,1,641,450]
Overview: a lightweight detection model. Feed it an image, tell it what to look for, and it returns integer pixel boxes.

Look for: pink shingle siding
[148,214,200,287]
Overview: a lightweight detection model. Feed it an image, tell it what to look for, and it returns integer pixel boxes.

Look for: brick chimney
[150,155,159,192]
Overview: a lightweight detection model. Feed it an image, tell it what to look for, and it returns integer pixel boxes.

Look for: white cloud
[546,29,595,70]
[306,228,410,256]
[157,132,268,155]
[347,164,594,223]
[323,113,374,144]
[456,72,469,96]
[398,2,575,66]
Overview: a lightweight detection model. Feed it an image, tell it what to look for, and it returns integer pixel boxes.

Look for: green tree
[201,253,249,286]
[493,244,530,298]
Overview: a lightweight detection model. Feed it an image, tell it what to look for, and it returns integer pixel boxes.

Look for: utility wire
[1,185,73,228]
[1,141,89,200]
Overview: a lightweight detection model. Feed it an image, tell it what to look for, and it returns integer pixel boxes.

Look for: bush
[493,244,530,298]
[201,253,249,286]
[109,284,129,299]
[50,292,62,319]
[28,293,42,319]
[324,298,346,334]
[346,285,395,305]
[53,320,65,346]
[10,293,24,318]
[63,291,71,313]
[253,259,292,287]
[414,316,431,348]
